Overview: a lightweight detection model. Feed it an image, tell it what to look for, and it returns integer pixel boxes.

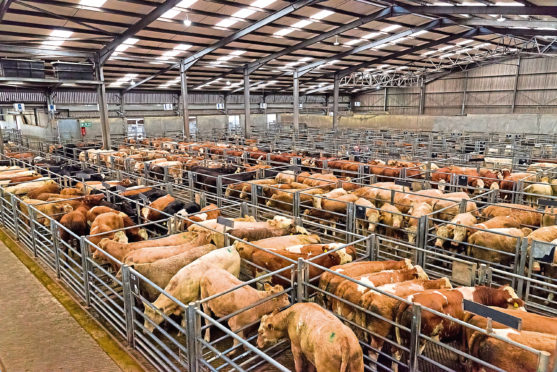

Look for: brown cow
[141,194,175,221]
[88,212,129,255]
[481,203,541,227]
[468,227,532,266]
[257,303,364,372]
[234,233,321,261]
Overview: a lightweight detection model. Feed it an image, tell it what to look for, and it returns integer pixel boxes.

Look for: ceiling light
[115,44,129,52]
[381,24,401,33]
[226,80,231,85]
[124,38,139,45]
[177,0,197,8]
[345,39,364,46]
[183,17,192,27]
[292,19,312,28]
[216,18,238,28]
[50,29,73,38]
[497,15,506,22]
[80,0,106,6]
[432,1,453,5]
[363,32,381,39]
[311,10,334,20]
[231,50,246,55]
[174,44,192,50]
[421,50,435,56]
[251,0,276,8]
[495,1,524,5]
[162,9,180,19]
[334,36,340,46]
[460,1,486,5]
[457,39,473,45]
[274,28,294,36]
[129,80,135,85]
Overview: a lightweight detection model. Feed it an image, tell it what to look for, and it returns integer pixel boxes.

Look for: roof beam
[402,5,557,16]
[124,0,323,92]
[456,19,557,30]
[98,0,185,65]
[0,43,95,58]
[0,0,13,21]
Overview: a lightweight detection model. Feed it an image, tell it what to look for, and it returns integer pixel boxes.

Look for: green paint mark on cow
[329,332,335,342]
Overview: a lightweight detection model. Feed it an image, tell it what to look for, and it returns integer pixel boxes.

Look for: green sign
[80,122,92,128]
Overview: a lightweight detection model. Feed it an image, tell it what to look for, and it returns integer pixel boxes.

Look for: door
[57,119,80,141]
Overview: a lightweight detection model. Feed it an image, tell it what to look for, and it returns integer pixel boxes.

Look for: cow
[394,286,525,348]
[542,206,557,227]
[129,244,216,301]
[406,202,433,244]
[499,171,535,200]
[434,212,478,249]
[432,193,477,222]
[141,194,178,221]
[122,240,214,267]
[378,203,404,237]
[394,189,444,214]
[481,203,542,227]
[468,227,532,267]
[257,303,364,372]
[523,183,554,206]
[5,178,56,196]
[88,212,129,253]
[200,269,290,351]
[144,247,241,332]
[26,181,61,199]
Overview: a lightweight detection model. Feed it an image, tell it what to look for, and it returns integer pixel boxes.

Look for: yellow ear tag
[514,302,518,308]
[324,249,328,253]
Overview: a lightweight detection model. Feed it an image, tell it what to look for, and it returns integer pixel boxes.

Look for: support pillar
[243,67,251,138]
[461,71,468,116]
[180,60,191,140]
[333,73,339,130]
[383,87,388,112]
[46,91,58,142]
[95,61,111,149]
[511,56,521,113]
[293,69,300,133]
[419,79,426,115]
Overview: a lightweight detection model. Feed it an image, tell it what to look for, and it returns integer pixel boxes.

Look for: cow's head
[501,286,526,311]
[271,215,294,229]
[143,303,164,333]
[406,225,418,244]
[366,209,380,232]
[435,224,454,248]
[263,283,291,309]
[452,225,468,246]
[257,309,285,348]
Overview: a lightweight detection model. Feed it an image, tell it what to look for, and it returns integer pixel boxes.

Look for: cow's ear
[263,282,272,291]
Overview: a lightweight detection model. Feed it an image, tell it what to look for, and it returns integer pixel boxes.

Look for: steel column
[243,67,251,138]
[511,56,521,113]
[461,71,468,116]
[333,73,339,130]
[180,60,191,140]
[95,61,111,149]
[383,87,388,112]
[293,69,300,133]
[418,79,425,115]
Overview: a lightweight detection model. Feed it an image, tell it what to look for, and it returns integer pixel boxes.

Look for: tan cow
[379,203,404,237]
[200,268,290,350]
[354,198,380,233]
[234,233,321,261]
[406,202,433,244]
[435,212,478,248]
[144,247,241,332]
[481,203,541,227]
[257,303,364,372]
[468,228,532,266]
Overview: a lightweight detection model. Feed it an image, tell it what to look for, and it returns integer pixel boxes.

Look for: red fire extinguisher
[81,127,86,137]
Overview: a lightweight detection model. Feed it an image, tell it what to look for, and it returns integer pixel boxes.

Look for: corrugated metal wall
[356,56,557,115]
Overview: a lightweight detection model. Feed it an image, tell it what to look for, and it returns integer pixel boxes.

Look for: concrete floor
[0,240,122,372]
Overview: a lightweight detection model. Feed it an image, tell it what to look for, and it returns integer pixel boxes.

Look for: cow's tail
[339,338,350,372]
[394,301,412,347]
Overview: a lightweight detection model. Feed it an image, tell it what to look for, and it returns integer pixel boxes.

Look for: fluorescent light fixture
[460,1,486,5]
[432,1,453,5]
[124,38,139,45]
[80,0,107,6]
[115,44,129,52]
[274,28,294,36]
[497,15,506,21]
[51,29,73,38]
[396,66,408,70]
[124,73,137,79]
[381,24,401,33]
[174,44,192,50]
[311,10,334,20]
[421,50,435,56]
[216,18,238,28]
[217,55,234,61]
[457,39,473,45]
[345,39,363,46]
[495,1,524,5]
[439,52,454,59]
[177,0,197,8]
[413,30,428,37]
[163,50,181,57]
[251,0,276,8]
[363,32,381,39]
[438,45,453,51]
[292,19,312,28]
[233,8,255,18]
[183,18,192,27]
[231,50,246,55]
[162,9,180,19]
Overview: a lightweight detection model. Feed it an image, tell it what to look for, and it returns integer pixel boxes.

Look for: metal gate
[57,119,80,142]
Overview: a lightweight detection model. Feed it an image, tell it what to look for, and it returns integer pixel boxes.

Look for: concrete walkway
[0,240,122,372]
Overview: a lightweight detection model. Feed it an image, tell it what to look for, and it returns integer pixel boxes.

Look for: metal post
[333,73,340,130]
[346,202,355,238]
[418,79,426,115]
[250,183,259,208]
[11,197,19,239]
[121,265,135,347]
[79,237,91,307]
[29,207,37,257]
[515,237,529,297]
[408,304,422,371]
[243,67,251,139]
[186,303,200,372]
[216,176,223,208]
[95,60,111,149]
[180,60,191,140]
[293,191,300,217]
[383,87,388,112]
[51,222,61,278]
[461,71,468,116]
[296,258,307,302]
[293,69,300,133]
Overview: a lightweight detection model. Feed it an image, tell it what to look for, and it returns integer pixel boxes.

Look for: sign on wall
[47,104,56,113]
[80,121,92,128]
[13,103,24,112]
[163,103,173,110]
[216,103,225,110]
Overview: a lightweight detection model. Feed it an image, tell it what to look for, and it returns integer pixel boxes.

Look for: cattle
[121,238,214,267]
[354,198,380,233]
[144,247,241,332]
[527,225,557,247]
[378,203,404,237]
[251,243,356,286]
[265,188,323,211]
[257,303,364,372]
[19,197,73,227]
[170,203,218,231]
[88,212,129,253]
[542,206,557,227]
[141,194,177,221]
[5,178,55,195]
[394,189,444,214]
[26,181,61,199]
[499,171,534,200]
[481,203,541,227]
[129,244,216,301]
[234,234,321,262]
[225,215,303,241]
[395,286,525,347]
[523,183,554,206]
[353,183,404,207]
[468,227,532,266]
[275,170,296,184]
[318,259,413,307]
[433,194,477,221]
[406,202,433,244]
[200,269,290,351]
[435,212,478,248]
[464,307,557,336]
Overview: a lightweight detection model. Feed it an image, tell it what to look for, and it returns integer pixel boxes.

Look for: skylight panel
[216,18,238,28]
[251,0,276,8]
[438,45,453,51]
[413,30,428,37]
[311,10,334,20]
[231,50,246,55]
[439,52,454,59]
[217,55,234,61]
[460,1,486,5]
[363,32,381,39]
[292,20,312,28]
[177,0,197,8]
[174,44,192,50]
[432,1,453,5]
[233,8,256,19]
[381,24,401,33]
[124,38,139,45]
[80,0,107,7]
[495,1,524,5]
[163,50,181,57]
[274,28,294,36]
[51,29,73,38]
[115,44,129,52]
[162,9,181,19]
[421,50,435,56]
[42,40,64,49]
[457,39,473,45]
[345,39,364,46]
